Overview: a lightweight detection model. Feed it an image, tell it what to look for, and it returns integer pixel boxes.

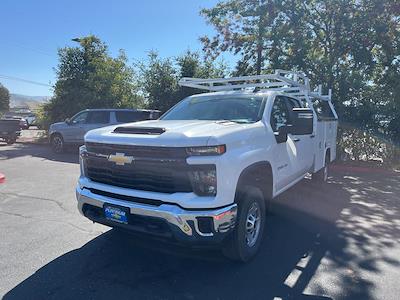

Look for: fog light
[79,145,87,176]
[189,166,217,196]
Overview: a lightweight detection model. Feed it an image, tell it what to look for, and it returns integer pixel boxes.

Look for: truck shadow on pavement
[4,169,400,300]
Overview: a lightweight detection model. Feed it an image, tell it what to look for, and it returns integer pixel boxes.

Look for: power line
[0,74,52,87]
[3,42,55,57]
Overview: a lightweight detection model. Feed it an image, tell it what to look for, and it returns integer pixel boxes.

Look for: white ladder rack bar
[200,82,295,92]
[178,70,332,101]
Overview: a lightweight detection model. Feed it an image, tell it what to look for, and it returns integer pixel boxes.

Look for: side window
[312,99,336,120]
[286,96,302,109]
[270,96,291,132]
[286,96,301,127]
[87,111,110,124]
[150,111,160,119]
[115,111,149,123]
[71,112,88,125]
[135,111,151,121]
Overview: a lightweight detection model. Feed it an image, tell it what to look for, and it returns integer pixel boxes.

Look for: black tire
[222,186,266,262]
[6,138,16,145]
[312,155,329,183]
[51,134,64,153]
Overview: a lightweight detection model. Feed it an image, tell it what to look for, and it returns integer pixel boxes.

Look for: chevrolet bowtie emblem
[108,153,134,166]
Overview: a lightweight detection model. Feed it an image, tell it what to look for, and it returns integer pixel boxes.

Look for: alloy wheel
[245,201,261,247]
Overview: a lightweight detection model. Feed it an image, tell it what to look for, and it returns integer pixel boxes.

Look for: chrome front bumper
[76,186,237,241]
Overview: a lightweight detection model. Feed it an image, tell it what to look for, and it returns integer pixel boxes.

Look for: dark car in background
[2,114,29,130]
[48,109,160,153]
[0,119,21,145]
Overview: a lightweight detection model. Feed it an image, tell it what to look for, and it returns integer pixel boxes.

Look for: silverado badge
[108,153,134,166]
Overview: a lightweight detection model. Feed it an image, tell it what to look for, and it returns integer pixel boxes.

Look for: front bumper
[76,186,237,244]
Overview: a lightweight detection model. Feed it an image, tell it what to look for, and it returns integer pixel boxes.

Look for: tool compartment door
[311,99,338,172]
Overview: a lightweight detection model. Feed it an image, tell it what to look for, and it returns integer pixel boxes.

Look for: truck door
[270,96,298,191]
[286,97,315,177]
[63,111,89,143]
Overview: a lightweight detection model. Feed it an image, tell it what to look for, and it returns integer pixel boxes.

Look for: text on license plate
[104,206,128,224]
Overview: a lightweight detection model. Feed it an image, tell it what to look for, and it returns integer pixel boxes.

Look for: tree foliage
[201,0,400,149]
[39,36,228,127]
[41,35,143,127]
[201,0,281,75]
[0,83,10,113]
[137,50,228,112]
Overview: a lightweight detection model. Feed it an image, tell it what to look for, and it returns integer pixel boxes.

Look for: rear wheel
[222,186,266,262]
[6,138,16,145]
[51,134,64,153]
[312,155,329,182]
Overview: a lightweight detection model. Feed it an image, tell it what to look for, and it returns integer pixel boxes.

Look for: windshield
[161,96,265,123]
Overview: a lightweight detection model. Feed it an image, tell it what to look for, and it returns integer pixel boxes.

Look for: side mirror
[65,118,71,125]
[292,108,313,135]
[274,125,291,144]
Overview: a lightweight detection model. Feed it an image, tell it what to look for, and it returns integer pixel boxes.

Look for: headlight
[189,165,217,196]
[79,145,87,176]
[186,145,226,156]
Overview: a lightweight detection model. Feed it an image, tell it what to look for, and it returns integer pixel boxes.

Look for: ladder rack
[178,69,332,102]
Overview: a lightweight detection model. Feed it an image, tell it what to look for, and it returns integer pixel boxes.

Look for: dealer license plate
[104,205,128,224]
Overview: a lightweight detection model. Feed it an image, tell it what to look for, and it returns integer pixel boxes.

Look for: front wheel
[51,134,64,153]
[222,186,266,262]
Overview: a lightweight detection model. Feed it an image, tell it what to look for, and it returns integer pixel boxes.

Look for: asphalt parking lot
[1,143,399,300]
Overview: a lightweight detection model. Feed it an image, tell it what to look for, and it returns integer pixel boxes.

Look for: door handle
[293,138,300,142]
[310,135,315,138]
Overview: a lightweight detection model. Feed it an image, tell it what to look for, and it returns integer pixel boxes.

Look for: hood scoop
[113,126,166,135]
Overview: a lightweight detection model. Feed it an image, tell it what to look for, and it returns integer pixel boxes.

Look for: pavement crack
[0,192,71,213]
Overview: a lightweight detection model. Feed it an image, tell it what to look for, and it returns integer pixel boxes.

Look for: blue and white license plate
[104,206,128,224]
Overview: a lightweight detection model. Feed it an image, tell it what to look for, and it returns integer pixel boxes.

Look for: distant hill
[10,94,50,109]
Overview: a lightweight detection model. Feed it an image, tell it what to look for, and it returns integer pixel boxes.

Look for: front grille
[85,143,194,194]
[88,188,164,206]
[86,142,188,160]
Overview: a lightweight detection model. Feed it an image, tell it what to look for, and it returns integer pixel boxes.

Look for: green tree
[176,50,228,99]
[137,51,178,113]
[137,50,228,113]
[201,0,400,147]
[201,0,281,75]
[275,0,399,136]
[41,35,143,127]
[0,83,10,112]
[268,0,398,118]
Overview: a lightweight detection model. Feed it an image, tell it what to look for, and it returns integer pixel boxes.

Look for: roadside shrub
[337,123,400,167]
[35,103,53,130]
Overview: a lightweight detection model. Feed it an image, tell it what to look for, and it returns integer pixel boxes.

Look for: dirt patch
[16,129,48,144]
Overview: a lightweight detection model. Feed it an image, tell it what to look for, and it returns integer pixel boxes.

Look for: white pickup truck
[76,70,338,261]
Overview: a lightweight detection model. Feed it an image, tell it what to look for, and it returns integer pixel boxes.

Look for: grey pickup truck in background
[49,109,160,153]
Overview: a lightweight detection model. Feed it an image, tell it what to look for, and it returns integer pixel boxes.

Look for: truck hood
[84,120,247,147]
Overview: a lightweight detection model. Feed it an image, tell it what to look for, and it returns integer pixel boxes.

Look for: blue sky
[0,0,225,96]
